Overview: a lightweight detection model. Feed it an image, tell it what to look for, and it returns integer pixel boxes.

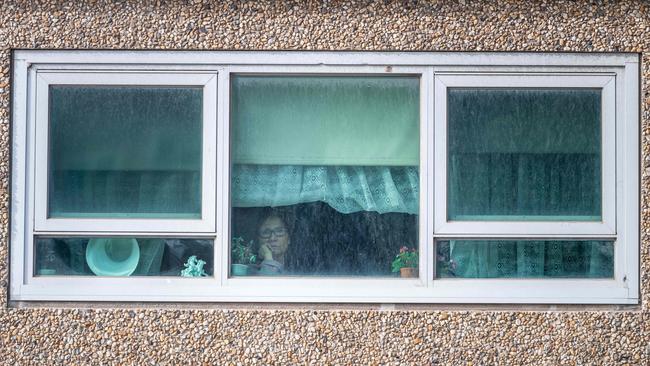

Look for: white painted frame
[9,50,639,304]
[434,73,617,236]
[217,65,434,292]
[32,70,218,233]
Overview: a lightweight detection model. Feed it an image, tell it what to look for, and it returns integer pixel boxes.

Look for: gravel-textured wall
[1,1,649,364]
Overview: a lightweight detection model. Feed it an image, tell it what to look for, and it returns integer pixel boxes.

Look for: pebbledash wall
[0,1,649,364]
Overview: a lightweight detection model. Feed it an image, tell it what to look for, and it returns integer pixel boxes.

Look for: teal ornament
[86,238,140,277]
[181,255,208,277]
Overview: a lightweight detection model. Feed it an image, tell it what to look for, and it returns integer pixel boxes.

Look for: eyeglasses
[259,228,287,239]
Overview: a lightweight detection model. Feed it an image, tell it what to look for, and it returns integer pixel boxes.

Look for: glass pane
[231,76,419,166]
[447,88,601,221]
[35,237,213,277]
[48,86,203,218]
[436,240,613,278]
[230,76,420,277]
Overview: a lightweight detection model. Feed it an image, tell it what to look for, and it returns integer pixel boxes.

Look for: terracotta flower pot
[400,267,418,278]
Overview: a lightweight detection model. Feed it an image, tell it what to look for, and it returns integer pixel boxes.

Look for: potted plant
[231,237,257,276]
[391,246,419,278]
[436,243,457,278]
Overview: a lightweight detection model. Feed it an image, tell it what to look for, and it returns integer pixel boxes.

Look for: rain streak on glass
[447,88,601,221]
[48,86,203,219]
[230,75,421,277]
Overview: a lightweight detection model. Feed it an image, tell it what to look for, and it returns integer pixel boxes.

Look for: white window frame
[434,73,617,236]
[218,64,434,295]
[32,71,218,233]
[9,51,639,304]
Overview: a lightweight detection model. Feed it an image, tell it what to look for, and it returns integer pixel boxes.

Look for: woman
[257,213,291,275]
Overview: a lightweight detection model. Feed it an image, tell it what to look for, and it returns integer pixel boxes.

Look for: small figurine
[180,255,208,277]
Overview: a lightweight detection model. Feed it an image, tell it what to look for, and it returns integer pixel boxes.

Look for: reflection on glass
[34,237,213,277]
[48,86,203,218]
[436,240,613,278]
[447,88,601,221]
[230,76,420,277]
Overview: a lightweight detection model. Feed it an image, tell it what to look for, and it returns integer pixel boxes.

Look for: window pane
[436,240,613,278]
[447,88,601,221]
[48,87,203,218]
[34,237,213,277]
[230,76,420,277]
[231,76,419,166]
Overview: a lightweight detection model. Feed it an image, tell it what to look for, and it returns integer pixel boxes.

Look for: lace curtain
[444,240,613,278]
[232,164,419,215]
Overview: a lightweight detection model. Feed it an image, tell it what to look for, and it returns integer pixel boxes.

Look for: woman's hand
[259,244,273,261]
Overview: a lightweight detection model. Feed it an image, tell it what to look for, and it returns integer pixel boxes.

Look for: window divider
[217,68,231,287]
[423,67,436,288]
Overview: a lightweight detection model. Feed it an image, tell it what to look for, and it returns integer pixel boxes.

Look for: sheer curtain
[232,164,419,214]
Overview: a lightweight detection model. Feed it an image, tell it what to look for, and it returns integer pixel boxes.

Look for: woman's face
[258,216,290,257]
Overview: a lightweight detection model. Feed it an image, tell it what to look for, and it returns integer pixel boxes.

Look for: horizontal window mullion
[432,234,618,240]
[14,278,632,304]
[30,231,217,238]
[432,223,616,236]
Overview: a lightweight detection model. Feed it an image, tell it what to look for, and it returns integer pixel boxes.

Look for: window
[34,72,217,232]
[230,75,420,277]
[10,51,639,303]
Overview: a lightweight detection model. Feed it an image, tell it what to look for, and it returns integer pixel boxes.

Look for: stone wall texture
[1,0,649,364]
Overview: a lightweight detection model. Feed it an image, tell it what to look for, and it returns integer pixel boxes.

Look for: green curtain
[231,75,420,166]
[448,153,600,220]
[439,240,613,278]
[48,86,203,218]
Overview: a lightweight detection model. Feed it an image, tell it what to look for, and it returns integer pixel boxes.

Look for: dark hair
[256,209,292,235]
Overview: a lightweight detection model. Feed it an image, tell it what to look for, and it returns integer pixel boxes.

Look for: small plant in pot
[231,237,256,276]
[391,246,419,278]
